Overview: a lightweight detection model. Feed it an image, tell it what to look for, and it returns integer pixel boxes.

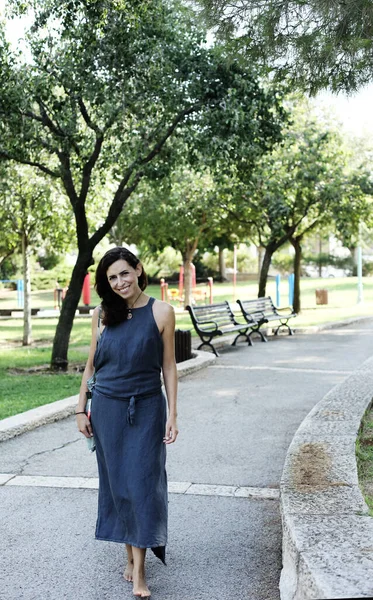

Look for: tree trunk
[183,254,193,308]
[50,248,94,370]
[257,245,264,276]
[22,232,32,346]
[318,235,322,277]
[290,236,302,313]
[258,245,276,297]
[218,246,227,281]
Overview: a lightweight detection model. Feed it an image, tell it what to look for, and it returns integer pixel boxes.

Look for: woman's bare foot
[132,569,151,598]
[123,558,134,582]
[124,544,134,582]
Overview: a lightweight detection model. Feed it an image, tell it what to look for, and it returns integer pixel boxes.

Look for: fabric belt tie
[127,395,136,425]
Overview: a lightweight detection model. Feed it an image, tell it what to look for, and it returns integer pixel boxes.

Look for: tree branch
[36,98,65,138]
[0,249,16,268]
[37,98,81,157]
[79,135,104,204]
[89,170,144,249]
[0,150,59,178]
[139,103,202,167]
[77,98,102,135]
[58,152,79,210]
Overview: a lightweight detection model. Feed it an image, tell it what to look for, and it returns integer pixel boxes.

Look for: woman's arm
[76,306,101,439]
[153,300,179,444]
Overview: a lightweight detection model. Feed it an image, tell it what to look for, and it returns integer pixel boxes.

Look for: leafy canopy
[199,0,373,93]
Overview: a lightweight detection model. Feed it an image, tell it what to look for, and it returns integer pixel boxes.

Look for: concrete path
[1,322,373,600]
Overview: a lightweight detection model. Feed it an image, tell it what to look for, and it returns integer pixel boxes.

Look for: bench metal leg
[197,340,220,357]
[274,320,294,336]
[248,328,268,343]
[232,331,253,347]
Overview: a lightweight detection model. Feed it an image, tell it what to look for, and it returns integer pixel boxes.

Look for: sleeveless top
[93,297,163,399]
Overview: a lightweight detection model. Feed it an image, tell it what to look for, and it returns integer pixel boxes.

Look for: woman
[76,247,178,599]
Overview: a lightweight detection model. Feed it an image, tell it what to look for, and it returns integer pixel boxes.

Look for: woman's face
[106,259,142,301]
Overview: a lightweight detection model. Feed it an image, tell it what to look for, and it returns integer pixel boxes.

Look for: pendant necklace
[127,290,143,320]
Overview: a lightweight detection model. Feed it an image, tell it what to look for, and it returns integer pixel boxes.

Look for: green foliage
[0,255,18,280]
[303,253,354,274]
[0,164,73,256]
[37,251,63,271]
[272,252,294,275]
[199,0,373,93]
[31,266,73,290]
[115,168,221,260]
[141,247,182,279]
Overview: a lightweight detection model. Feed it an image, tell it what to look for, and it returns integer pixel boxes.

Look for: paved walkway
[1,322,373,600]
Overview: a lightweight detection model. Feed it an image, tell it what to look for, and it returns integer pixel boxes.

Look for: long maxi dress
[90,297,167,564]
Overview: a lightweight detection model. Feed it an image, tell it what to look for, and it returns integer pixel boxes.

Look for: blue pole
[275,274,281,307]
[288,274,294,307]
[17,279,24,308]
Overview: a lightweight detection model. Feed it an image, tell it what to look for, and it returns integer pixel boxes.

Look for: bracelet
[75,411,86,415]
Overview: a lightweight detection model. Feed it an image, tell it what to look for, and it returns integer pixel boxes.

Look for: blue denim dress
[91,297,167,564]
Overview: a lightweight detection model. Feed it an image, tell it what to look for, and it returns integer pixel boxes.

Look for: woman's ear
[135,263,143,278]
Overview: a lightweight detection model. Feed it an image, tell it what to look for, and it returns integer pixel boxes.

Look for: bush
[272,252,294,275]
[37,251,63,271]
[31,266,73,290]
[141,247,182,279]
[0,255,18,281]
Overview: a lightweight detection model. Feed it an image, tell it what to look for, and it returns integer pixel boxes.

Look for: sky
[311,83,373,138]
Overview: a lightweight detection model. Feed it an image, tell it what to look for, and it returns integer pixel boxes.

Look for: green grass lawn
[1,276,373,420]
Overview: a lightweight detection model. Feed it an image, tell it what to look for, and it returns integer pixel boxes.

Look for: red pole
[160,278,166,302]
[179,265,184,298]
[82,273,91,306]
[191,263,196,288]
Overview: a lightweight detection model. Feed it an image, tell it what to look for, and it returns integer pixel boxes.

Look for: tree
[113,169,223,307]
[0,165,71,344]
[222,105,370,310]
[0,0,284,368]
[199,0,373,93]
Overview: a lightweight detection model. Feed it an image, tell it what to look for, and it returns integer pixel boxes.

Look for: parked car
[303,266,350,278]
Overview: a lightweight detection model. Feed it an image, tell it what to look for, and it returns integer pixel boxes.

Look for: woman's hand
[76,413,93,439]
[163,416,179,444]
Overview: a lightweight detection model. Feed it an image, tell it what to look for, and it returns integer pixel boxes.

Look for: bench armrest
[197,319,219,333]
[276,306,296,314]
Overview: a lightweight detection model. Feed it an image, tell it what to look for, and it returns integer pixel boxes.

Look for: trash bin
[315,289,328,305]
[175,329,192,363]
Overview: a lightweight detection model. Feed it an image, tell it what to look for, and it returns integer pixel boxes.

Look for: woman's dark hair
[95,247,148,326]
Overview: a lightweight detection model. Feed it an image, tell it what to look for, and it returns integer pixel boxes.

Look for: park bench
[186,300,253,356]
[236,296,296,342]
[0,308,40,317]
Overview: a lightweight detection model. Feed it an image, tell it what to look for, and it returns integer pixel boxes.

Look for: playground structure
[160,264,213,306]
[276,273,295,307]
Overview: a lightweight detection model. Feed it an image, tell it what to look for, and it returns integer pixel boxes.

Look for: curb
[0,350,216,442]
[279,355,373,600]
[293,314,373,335]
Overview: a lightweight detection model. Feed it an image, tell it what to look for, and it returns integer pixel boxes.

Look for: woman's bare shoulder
[153,299,174,317]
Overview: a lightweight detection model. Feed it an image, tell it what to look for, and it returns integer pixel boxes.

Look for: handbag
[85,396,96,453]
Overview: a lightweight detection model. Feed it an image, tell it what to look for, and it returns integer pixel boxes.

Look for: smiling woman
[96,249,149,325]
[75,246,178,599]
